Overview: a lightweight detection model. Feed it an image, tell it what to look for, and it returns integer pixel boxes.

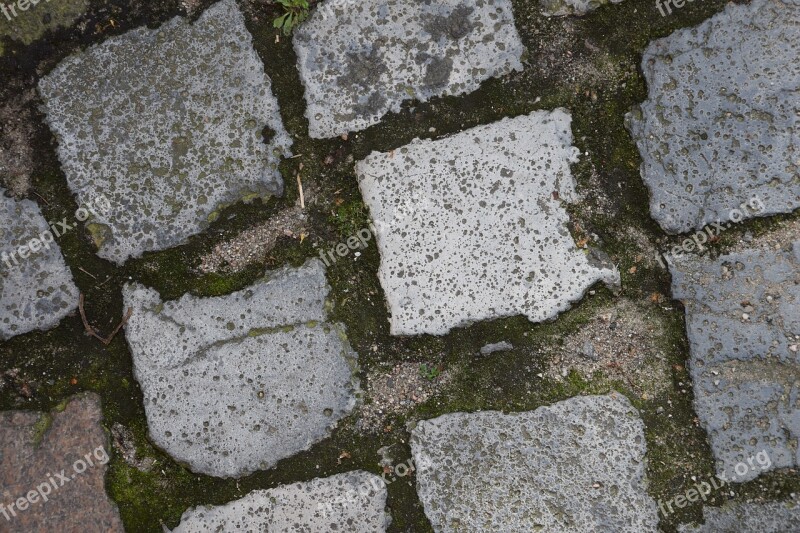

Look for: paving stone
[0,189,79,341]
[123,259,360,478]
[171,471,389,532]
[410,394,659,532]
[539,0,623,17]
[293,0,525,138]
[38,0,292,264]
[670,242,800,482]
[479,341,513,355]
[355,110,619,336]
[678,499,800,532]
[0,393,123,532]
[626,0,800,234]
[0,0,88,48]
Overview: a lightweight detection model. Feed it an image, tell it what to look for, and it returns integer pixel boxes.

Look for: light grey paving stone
[479,341,513,355]
[539,0,623,17]
[0,394,124,532]
[0,189,78,340]
[123,259,360,478]
[410,394,660,533]
[671,242,800,482]
[626,0,800,234]
[678,499,800,533]
[171,471,389,532]
[38,0,292,264]
[356,110,619,336]
[293,0,525,138]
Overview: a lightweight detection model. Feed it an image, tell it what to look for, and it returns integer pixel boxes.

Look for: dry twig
[79,293,133,346]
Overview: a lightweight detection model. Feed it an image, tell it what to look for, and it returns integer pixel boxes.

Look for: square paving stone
[410,394,660,532]
[38,0,292,264]
[293,0,525,138]
[123,259,360,478]
[0,189,78,341]
[172,471,388,532]
[0,394,123,532]
[626,0,800,234]
[356,110,619,336]
[671,241,800,482]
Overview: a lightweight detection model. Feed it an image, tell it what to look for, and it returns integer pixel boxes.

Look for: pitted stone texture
[410,394,659,532]
[671,242,800,482]
[678,500,800,532]
[0,394,123,532]
[293,0,524,138]
[539,0,623,17]
[123,259,359,478]
[626,0,800,234]
[356,110,619,335]
[172,471,389,532]
[0,190,78,340]
[38,0,292,264]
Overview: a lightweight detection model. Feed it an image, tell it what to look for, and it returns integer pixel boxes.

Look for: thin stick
[296,174,305,209]
[78,293,133,345]
[79,293,105,343]
[78,267,98,280]
[103,308,133,345]
[32,191,49,206]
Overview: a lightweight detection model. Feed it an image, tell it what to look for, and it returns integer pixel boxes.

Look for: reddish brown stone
[0,393,123,532]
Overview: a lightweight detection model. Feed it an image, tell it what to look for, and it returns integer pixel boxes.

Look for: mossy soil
[1,0,798,531]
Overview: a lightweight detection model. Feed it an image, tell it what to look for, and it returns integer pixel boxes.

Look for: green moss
[31,413,53,447]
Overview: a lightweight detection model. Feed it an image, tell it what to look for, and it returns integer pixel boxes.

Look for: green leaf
[273,13,289,28]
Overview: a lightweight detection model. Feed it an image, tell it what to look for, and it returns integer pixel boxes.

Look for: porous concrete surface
[171,471,389,532]
[671,241,800,482]
[410,394,659,532]
[0,0,88,46]
[293,0,524,138]
[123,259,360,478]
[356,110,619,335]
[626,0,800,234]
[0,394,123,532]
[0,189,78,340]
[678,499,800,532]
[38,0,292,264]
[539,0,623,17]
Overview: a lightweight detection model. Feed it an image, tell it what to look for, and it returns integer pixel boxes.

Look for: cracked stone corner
[122,258,361,478]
